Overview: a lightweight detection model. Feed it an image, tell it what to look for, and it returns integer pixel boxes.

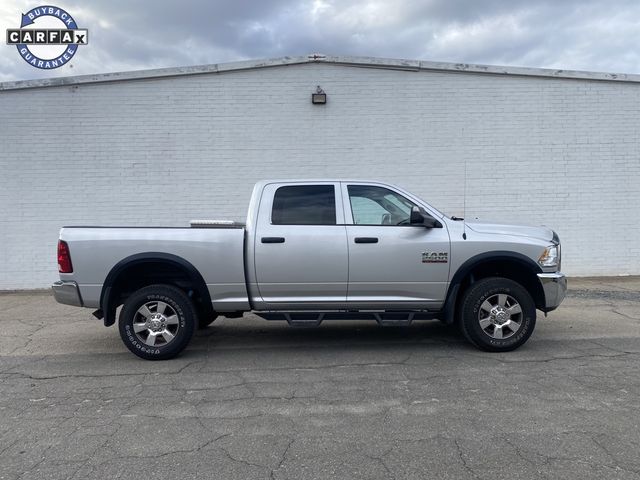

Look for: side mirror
[410,206,425,225]
[410,206,442,228]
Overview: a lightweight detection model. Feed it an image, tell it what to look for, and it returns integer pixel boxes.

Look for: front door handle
[354,237,378,244]
[261,237,285,244]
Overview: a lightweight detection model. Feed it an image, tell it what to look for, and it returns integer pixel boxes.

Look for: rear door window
[271,185,336,225]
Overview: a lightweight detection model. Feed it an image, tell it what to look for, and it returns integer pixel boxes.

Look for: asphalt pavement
[1,277,639,479]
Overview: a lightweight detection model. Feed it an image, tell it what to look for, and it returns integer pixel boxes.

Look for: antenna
[462,158,467,240]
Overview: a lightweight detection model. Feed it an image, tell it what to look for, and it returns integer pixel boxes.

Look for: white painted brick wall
[1,63,639,288]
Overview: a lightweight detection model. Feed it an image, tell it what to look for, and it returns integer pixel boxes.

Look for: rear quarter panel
[59,227,249,311]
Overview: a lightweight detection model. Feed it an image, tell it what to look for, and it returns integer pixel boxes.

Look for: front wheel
[119,284,197,360]
[459,277,536,352]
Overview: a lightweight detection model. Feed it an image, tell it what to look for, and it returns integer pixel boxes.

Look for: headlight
[538,245,559,268]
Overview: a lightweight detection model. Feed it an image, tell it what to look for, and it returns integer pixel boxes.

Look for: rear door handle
[354,237,379,244]
[261,237,285,244]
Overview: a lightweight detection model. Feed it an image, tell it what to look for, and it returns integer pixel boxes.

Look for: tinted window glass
[272,185,336,225]
[348,185,417,225]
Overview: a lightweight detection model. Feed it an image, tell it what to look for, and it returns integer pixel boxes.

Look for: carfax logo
[6,5,88,69]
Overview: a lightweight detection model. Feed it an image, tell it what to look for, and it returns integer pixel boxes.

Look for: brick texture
[1,63,639,288]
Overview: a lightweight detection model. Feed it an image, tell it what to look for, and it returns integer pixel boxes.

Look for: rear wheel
[119,284,197,360]
[459,277,536,352]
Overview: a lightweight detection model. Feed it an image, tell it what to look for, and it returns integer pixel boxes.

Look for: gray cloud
[2,0,640,81]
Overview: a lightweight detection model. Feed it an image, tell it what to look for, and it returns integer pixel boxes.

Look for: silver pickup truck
[53,180,566,360]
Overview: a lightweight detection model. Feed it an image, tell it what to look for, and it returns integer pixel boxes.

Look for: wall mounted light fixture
[312,86,326,104]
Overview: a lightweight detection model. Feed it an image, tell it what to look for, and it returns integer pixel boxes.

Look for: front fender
[442,251,544,324]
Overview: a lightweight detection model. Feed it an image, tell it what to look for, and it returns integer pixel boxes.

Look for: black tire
[198,315,217,329]
[458,277,536,352]
[119,284,197,360]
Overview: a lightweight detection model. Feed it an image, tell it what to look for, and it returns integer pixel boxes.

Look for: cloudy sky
[2,0,640,82]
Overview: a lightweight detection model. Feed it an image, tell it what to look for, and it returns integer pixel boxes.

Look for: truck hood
[466,220,554,243]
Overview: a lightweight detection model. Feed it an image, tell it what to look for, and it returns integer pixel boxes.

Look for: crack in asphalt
[15,444,53,480]
[217,443,269,471]
[364,447,395,479]
[0,360,203,380]
[270,438,294,480]
[3,350,638,382]
[453,439,481,480]
[611,309,640,321]
[463,351,637,366]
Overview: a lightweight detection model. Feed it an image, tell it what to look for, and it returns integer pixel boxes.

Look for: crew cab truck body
[53,180,566,360]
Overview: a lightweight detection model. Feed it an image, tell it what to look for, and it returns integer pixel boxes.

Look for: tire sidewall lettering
[124,324,162,355]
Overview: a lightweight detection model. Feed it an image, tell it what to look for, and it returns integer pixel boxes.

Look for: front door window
[348,185,417,225]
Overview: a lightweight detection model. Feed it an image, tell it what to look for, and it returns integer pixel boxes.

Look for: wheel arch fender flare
[442,251,543,324]
[100,252,212,327]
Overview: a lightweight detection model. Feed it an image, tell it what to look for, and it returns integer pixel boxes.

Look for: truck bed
[59,226,249,311]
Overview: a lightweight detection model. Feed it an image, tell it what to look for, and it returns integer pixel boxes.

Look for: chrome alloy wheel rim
[478,293,523,340]
[132,301,180,347]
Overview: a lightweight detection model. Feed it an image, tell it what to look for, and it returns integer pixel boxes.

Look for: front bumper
[537,272,567,312]
[52,281,83,307]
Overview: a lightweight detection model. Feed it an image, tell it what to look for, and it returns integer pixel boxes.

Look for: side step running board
[374,312,416,327]
[254,311,438,327]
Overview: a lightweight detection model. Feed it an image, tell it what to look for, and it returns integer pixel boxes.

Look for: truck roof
[253,179,392,186]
